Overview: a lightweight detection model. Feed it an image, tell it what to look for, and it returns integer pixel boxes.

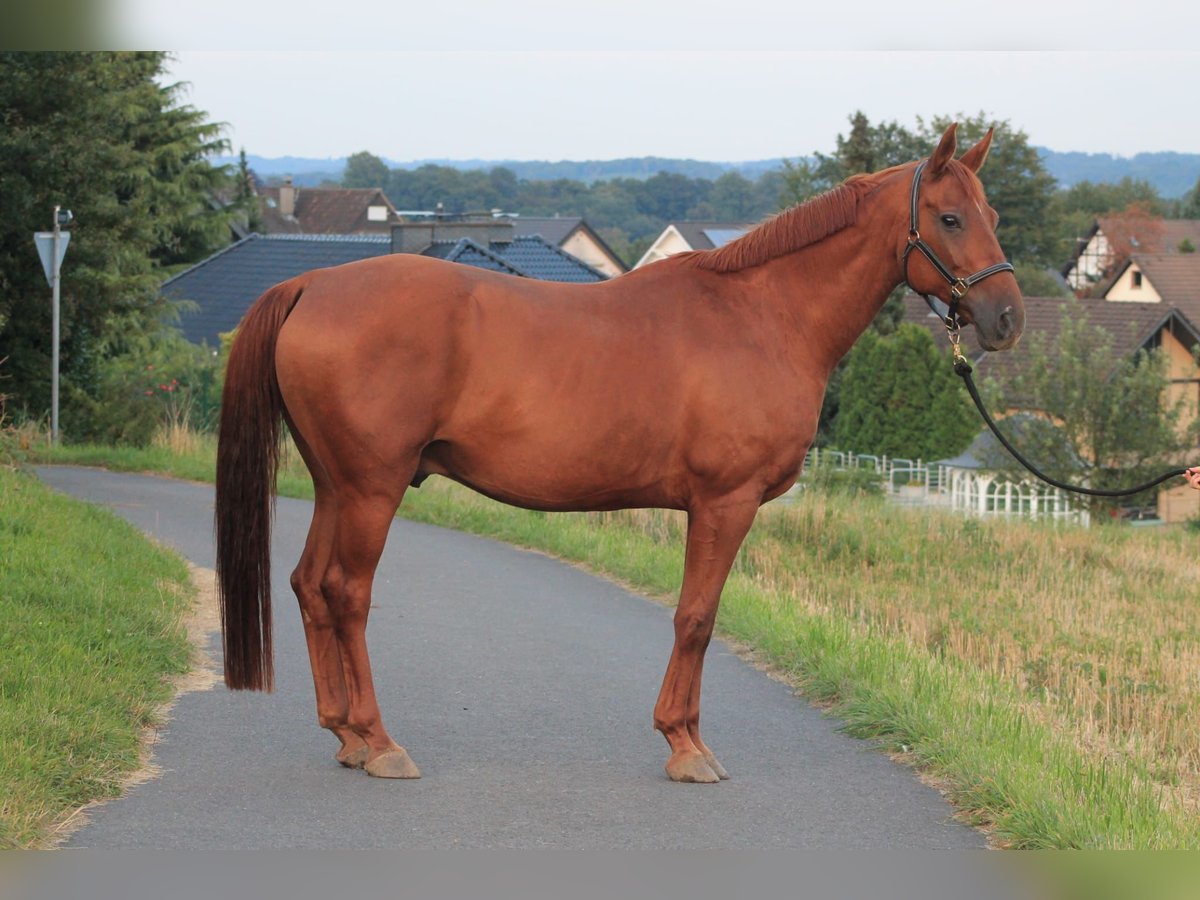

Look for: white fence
[796,447,1090,526]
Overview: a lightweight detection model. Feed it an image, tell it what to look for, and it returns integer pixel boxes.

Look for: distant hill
[1039,150,1199,198]
[225,149,1200,197]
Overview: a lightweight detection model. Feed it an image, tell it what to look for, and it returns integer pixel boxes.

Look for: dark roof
[163,233,392,346]
[1096,217,1200,254]
[429,238,525,275]
[258,186,396,234]
[512,216,628,273]
[511,216,583,245]
[1063,217,1200,278]
[498,235,607,282]
[425,235,606,283]
[163,233,605,347]
[900,293,1200,402]
[1110,253,1200,323]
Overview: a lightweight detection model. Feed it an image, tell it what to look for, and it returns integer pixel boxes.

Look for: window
[1132,270,1143,288]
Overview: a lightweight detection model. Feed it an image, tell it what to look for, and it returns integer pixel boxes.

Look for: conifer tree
[0,52,235,431]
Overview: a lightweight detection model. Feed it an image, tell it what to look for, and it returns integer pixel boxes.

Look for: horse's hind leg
[290,485,369,768]
[653,494,758,783]
[322,486,421,779]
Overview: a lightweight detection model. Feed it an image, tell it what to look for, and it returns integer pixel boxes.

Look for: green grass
[34,440,1200,848]
[0,467,193,848]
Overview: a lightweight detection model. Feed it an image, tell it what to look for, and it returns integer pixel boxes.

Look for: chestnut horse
[216,124,1024,783]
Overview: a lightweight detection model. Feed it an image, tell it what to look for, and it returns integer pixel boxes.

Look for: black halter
[902,159,1015,327]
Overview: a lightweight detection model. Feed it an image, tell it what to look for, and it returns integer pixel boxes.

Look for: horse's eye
[941,214,961,229]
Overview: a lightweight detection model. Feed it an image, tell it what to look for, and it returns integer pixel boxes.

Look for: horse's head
[902,124,1025,352]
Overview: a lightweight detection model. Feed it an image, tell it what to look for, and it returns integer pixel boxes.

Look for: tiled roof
[258,187,396,234]
[163,233,605,347]
[511,216,583,245]
[1095,217,1200,254]
[512,216,628,274]
[163,234,392,346]
[430,238,525,275]
[498,235,607,282]
[900,293,1200,403]
[426,235,606,283]
[1122,253,1200,322]
[1062,218,1200,279]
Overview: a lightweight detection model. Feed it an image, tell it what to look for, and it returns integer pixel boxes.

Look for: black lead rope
[951,355,1188,498]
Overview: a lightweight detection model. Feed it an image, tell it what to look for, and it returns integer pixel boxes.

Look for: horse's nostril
[997,306,1015,338]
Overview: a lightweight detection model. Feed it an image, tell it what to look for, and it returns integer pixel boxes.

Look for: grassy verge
[35,440,1200,847]
[0,467,193,848]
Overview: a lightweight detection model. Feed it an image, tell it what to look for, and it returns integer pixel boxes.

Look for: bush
[61,328,220,446]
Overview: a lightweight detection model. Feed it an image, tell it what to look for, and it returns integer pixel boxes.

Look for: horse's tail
[215,277,306,692]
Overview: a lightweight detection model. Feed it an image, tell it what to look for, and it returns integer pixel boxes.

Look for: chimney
[390,218,515,255]
[279,177,296,218]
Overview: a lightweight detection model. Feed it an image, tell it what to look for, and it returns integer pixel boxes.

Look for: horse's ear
[928,123,958,177]
[959,127,994,173]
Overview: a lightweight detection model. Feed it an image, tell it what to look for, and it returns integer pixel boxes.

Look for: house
[1063,216,1200,292]
[163,229,607,348]
[901,293,1200,523]
[634,221,752,268]
[510,216,627,277]
[418,235,608,284]
[257,178,399,234]
[1101,251,1200,325]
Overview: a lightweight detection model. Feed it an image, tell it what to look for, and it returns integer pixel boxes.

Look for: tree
[1051,177,1167,276]
[1013,263,1069,298]
[342,150,389,188]
[1179,174,1200,219]
[0,52,235,434]
[636,172,707,220]
[832,324,978,459]
[236,148,263,232]
[780,110,924,206]
[708,171,759,221]
[980,298,1196,520]
[1095,201,1166,277]
[780,110,1060,277]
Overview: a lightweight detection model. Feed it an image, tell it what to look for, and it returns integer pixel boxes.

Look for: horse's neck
[753,203,906,372]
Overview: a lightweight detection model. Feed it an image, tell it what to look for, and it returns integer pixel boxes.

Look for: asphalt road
[37,466,985,849]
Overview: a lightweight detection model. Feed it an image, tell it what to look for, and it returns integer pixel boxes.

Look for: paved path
[38,466,983,849]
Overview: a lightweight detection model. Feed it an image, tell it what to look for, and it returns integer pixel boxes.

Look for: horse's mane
[680,167,900,273]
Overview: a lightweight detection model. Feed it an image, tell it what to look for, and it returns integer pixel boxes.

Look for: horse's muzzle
[975,304,1024,352]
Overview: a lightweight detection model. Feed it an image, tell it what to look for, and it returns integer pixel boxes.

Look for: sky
[114,0,1200,163]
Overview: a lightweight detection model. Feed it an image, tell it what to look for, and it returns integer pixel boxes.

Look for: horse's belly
[416,435,680,512]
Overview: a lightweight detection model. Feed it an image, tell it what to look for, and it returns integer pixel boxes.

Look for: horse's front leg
[653,493,759,783]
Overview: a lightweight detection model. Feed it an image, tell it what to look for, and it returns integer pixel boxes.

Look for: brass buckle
[944,316,966,365]
[950,277,970,301]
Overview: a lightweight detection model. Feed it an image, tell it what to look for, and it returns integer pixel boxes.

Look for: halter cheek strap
[902,159,1015,327]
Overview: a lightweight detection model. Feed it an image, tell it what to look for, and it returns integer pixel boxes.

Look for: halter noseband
[902,159,1015,328]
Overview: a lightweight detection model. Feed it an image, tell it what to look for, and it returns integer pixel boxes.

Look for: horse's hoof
[665,751,720,784]
[704,754,730,781]
[365,747,422,779]
[336,744,369,769]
